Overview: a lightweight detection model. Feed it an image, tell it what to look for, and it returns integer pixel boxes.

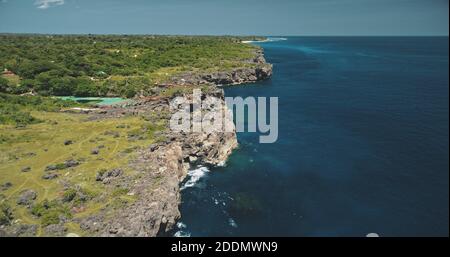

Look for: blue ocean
[176,37,449,237]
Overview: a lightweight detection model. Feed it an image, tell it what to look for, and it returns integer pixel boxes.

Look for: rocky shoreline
[0,47,272,237]
[76,87,239,236]
[82,49,272,237]
[170,49,272,86]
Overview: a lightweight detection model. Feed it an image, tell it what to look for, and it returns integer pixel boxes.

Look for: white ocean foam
[173,222,190,237]
[217,160,227,167]
[176,222,187,229]
[228,218,238,228]
[242,37,288,44]
[180,166,210,190]
[174,231,191,237]
[266,37,288,42]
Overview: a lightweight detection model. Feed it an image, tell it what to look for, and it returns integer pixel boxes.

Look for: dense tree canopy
[0,77,8,93]
[0,35,261,97]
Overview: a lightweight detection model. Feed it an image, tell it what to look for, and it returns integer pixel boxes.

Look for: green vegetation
[0,93,80,126]
[0,34,262,236]
[0,77,8,93]
[0,35,260,97]
[31,199,72,226]
[0,106,164,235]
[62,189,77,203]
[0,203,13,225]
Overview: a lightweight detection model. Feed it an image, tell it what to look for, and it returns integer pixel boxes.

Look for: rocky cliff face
[170,49,273,86]
[79,48,270,237]
[92,142,186,237]
[199,64,272,85]
[79,88,237,236]
[0,44,271,237]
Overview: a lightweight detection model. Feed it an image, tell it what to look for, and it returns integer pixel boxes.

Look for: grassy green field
[0,104,165,236]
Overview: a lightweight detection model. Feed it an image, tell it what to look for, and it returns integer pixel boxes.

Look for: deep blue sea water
[177,37,449,237]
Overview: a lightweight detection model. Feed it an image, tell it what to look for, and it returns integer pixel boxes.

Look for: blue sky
[0,0,448,35]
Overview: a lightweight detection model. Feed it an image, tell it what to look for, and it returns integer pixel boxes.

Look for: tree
[0,34,259,97]
[48,77,74,96]
[0,77,9,93]
[73,78,97,97]
[124,88,136,98]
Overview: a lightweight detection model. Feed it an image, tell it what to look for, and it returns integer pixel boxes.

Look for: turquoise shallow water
[58,96,127,106]
[177,37,449,237]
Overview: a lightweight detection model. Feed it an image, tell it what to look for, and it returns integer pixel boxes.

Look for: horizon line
[0,32,449,37]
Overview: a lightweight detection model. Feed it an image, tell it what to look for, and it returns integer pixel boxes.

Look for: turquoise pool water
[58,96,128,106]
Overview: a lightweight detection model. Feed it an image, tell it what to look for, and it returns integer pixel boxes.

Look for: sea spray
[180,166,210,190]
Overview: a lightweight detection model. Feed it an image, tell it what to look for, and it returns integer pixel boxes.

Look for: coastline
[0,37,272,237]
[69,46,273,236]
[242,37,288,44]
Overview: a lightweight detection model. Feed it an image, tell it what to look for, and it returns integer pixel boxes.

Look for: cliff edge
[61,48,270,237]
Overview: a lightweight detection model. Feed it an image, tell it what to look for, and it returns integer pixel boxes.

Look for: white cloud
[35,0,65,9]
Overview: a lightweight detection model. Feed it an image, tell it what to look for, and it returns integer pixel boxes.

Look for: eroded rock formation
[80,49,271,237]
